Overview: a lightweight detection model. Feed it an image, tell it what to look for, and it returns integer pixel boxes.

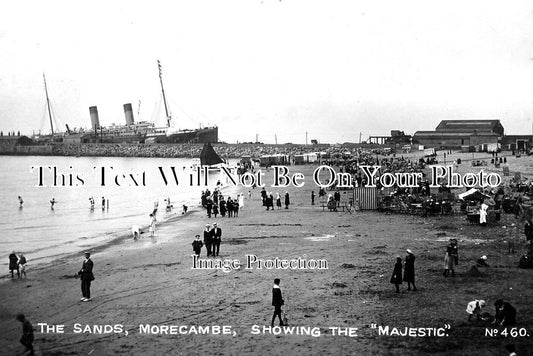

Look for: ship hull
[147,127,218,144]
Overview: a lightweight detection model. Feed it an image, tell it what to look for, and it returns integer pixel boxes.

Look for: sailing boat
[200,142,224,166]
[193,142,235,175]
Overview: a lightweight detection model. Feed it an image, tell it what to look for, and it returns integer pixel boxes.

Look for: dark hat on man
[274,278,280,285]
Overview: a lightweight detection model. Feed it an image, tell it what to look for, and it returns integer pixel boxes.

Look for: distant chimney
[89,106,100,130]
[123,103,134,126]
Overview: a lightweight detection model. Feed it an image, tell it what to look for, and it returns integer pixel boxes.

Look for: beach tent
[304,153,318,163]
[259,155,271,166]
[458,188,490,201]
[353,187,378,210]
[424,148,436,156]
[294,155,305,165]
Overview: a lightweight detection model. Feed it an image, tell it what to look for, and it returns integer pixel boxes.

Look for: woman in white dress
[479,203,488,226]
[238,194,244,210]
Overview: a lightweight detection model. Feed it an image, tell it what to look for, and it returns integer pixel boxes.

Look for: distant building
[63,133,96,145]
[501,135,533,151]
[0,135,33,147]
[413,120,503,148]
[367,130,412,145]
[0,135,33,154]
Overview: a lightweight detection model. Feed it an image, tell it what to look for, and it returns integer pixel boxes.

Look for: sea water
[0,155,236,268]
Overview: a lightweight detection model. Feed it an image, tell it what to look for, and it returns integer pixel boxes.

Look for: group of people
[260,188,290,210]
[8,251,27,279]
[466,299,517,326]
[192,222,223,257]
[202,189,243,218]
[389,249,417,293]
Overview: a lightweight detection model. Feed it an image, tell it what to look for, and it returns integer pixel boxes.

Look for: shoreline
[0,179,240,284]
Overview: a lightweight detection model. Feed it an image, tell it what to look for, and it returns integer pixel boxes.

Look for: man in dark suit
[211,222,222,257]
[203,224,213,257]
[271,278,284,327]
[78,251,94,302]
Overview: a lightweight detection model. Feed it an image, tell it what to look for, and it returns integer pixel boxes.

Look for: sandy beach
[1,154,532,355]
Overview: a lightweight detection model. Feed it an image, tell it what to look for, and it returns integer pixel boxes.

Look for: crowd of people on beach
[200,188,244,218]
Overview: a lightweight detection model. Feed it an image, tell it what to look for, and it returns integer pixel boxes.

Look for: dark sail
[200,142,224,166]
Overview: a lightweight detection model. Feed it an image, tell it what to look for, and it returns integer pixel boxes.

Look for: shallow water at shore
[0,155,238,267]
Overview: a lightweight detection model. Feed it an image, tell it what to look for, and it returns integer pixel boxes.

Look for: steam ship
[35,61,218,144]
[91,60,218,144]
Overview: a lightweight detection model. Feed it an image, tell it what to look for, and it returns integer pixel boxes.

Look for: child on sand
[148,214,156,237]
[131,225,141,240]
[192,235,203,257]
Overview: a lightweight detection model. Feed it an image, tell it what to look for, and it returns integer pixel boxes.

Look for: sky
[1,0,532,144]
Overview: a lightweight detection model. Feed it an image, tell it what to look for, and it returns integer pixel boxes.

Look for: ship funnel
[123,103,135,126]
[89,106,100,130]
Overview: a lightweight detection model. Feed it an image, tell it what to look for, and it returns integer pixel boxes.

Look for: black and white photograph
[0,1,532,355]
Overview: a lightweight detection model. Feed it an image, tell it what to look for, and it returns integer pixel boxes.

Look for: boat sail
[200,142,224,166]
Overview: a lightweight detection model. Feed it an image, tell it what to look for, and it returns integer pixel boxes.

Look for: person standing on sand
[18,253,27,278]
[238,193,244,210]
[261,188,267,206]
[192,234,203,257]
[78,251,94,302]
[211,222,222,257]
[16,313,34,356]
[443,239,456,277]
[227,198,234,218]
[50,198,56,209]
[524,220,533,245]
[403,249,417,291]
[206,197,213,218]
[9,251,20,279]
[18,196,23,208]
[276,193,282,209]
[204,224,213,257]
[390,257,403,293]
[148,213,156,237]
[233,199,239,217]
[284,192,290,209]
[311,191,315,205]
[219,197,226,217]
[271,278,285,327]
[479,202,488,226]
[212,202,219,218]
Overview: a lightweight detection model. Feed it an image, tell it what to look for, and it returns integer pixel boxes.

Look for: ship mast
[157,60,171,127]
[43,73,54,135]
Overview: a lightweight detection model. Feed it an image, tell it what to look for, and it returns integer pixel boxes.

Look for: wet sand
[1,154,532,355]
